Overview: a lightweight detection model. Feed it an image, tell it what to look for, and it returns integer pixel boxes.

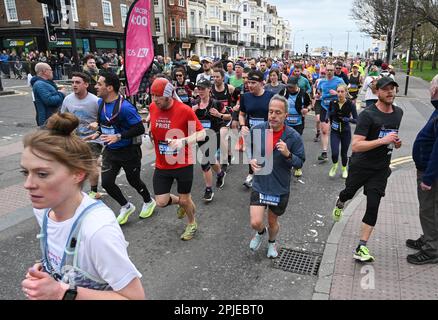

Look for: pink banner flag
[124,0,154,96]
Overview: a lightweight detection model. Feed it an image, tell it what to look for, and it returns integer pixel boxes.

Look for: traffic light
[37,0,61,26]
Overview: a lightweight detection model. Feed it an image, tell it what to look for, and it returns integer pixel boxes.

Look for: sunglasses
[176,74,183,77]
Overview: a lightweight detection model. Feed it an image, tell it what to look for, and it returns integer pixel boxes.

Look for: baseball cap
[201,57,213,63]
[196,78,212,88]
[287,77,299,87]
[353,64,360,68]
[381,63,389,70]
[247,70,264,82]
[235,61,245,68]
[376,77,399,90]
[151,77,174,97]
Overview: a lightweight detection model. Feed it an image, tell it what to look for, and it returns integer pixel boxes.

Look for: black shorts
[88,142,103,159]
[314,100,322,115]
[346,164,392,197]
[320,107,329,123]
[198,132,220,171]
[250,191,290,216]
[153,165,194,195]
[102,145,142,171]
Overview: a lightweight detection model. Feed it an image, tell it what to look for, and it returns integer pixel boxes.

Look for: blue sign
[83,39,90,54]
[322,51,327,58]
[373,47,379,53]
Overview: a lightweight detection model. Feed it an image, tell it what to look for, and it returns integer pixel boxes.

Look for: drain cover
[272,248,322,276]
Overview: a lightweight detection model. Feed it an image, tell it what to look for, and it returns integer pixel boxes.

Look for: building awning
[2,38,35,47]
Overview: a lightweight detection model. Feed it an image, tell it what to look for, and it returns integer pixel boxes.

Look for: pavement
[314,73,438,300]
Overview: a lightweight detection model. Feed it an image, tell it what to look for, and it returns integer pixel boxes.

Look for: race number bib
[200,120,212,129]
[287,115,301,126]
[158,140,178,155]
[249,117,265,128]
[331,121,340,131]
[101,125,115,135]
[259,193,281,206]
[323,99,332,106]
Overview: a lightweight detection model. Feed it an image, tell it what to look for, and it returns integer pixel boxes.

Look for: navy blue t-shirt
[98,98,142,150]
[240,91,275,128]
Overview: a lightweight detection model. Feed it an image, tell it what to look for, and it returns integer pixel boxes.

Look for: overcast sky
[269,0,373,54]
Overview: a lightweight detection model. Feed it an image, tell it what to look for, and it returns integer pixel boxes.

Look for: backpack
[97,96,142,145]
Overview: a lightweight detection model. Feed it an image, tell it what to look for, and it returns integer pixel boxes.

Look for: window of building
[178,0,185,6]
[154,0,159,5]
[190,11,195,28]
[223,0,226,3]
[243,4,247,12]
[4,0,18,22]
[169,0,174,5]
[243,19,247,26]
[211,26,219,42]
[171,18,176,37]
[120,4,128,26]
[102,0,113,26]
[155,17,161,32]
[251,21,254,28]
[180,19,186,38]
[223,11,227,22]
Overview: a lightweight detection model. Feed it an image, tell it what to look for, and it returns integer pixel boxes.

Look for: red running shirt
[150,100,204,170]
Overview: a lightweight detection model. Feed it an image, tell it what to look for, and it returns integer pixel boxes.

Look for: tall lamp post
[346,30,352,57]
[293,29,303,56]
[329,33,333,53]
[405,22,421,96]
[64,0,79,72]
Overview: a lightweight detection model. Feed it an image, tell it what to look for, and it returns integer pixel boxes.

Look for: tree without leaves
[400,0,438,29]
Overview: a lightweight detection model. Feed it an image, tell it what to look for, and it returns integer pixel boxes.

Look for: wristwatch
[115,133,122,141]
[62,284,78,300]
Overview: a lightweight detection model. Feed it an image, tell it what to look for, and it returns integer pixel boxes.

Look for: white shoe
[243,174,253,188]
[117,203,136,225]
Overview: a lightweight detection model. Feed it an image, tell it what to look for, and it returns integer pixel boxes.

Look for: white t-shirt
[34,194,142,291]
[362,76,379,101]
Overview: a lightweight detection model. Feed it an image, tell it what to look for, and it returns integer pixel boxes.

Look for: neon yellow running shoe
[139,199,156,219]
[353,245,375,262]
[329,163,339,178]
[181,222,198,241]
[342,166,348,179]
[117,203,135,225]
[177,205,186,219]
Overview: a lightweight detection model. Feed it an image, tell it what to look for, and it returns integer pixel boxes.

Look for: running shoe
[181,222,198,241]
[243,174,253,189]
[177,205,186,219]
[267,242,279,259]
[88,191,102,200]
[332,199,344,222]
[353,245,375,262]
[139,199,156,219]
[203,188,214,202]
[342,166,348,179]
[216,171,226,189]
[294,169,303,177]
[250,228,266,251]
[318,152,328,161]
[117,203,136,225]
[329,163,339,177]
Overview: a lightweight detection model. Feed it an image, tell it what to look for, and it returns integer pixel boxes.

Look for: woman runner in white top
[20,112,145,300]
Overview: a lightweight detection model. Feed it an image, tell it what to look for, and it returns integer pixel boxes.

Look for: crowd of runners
[19,51,438,300]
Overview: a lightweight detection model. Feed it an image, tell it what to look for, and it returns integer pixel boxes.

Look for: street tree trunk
[433,40,437,70]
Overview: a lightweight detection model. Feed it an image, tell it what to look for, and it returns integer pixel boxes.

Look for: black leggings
[339,165,391,227]
[101,145,152,206]
[330,129,351,167]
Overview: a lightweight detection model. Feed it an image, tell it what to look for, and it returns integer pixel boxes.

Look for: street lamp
[329,33,333,53]
[293,29,303,56]
[346,30,352,57]
[405,22,422,96]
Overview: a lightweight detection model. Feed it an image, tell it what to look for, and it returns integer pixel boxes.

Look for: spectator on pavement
[408,74,438,265]
[30,62,65,127]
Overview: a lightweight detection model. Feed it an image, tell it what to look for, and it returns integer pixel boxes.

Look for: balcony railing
[188,28,210,38]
